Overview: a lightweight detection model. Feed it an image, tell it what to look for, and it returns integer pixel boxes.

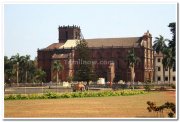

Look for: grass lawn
[4,91,175,118]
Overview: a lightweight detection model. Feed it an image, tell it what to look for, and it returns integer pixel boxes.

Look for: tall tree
[5,54,44,84]
[35,69,46,83]
[153,35,168,83]
[126,48,140,90]
[52,60,63,84]
[10,53,24,85]
[75,39,94,86]
[23,55,31,83]
[28,60,36,83]
[4,56,14,84]
[153,35,168,54]
[162,47,175,85]
[168,22,176,65]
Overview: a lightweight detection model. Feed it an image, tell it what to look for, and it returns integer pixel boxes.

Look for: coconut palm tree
[126,48,140,90]
[4,56,14,84]
[153,35,168,54]
[35,69,46,83]
[52,60,64,84]
[10,53,24,86]
[153,35,168,83]
[162,48,175,86]
[23,55,30,83]
[28,60,36,83]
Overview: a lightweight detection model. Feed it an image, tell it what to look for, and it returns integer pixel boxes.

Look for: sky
[4,4,176,59]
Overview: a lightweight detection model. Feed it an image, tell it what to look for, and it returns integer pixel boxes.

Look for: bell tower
[58,25,81,43]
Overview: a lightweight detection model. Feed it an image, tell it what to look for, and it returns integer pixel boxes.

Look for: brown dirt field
[4,91,175,118]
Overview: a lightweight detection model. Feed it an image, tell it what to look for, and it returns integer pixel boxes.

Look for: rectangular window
[173,77,175,81]
[158,67,161,71]
[158,76,161,81]
[165,77,168,81]
[158,58,161,62]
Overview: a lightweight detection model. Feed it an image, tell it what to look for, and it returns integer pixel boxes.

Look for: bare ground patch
[4,91,175,118]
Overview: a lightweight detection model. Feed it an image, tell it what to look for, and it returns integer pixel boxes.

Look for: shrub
[170,84,176,89]
[121,84,128,89]
[159,87,166,91]
[44,91,59,99]
[5,90,147,100]
[71,92,80,98]
[4,94,17,100]
[147,101,175,118]
[144,85,151,91]
[61,93,72,98]
[144,80,154,92]
[134,86,140,89]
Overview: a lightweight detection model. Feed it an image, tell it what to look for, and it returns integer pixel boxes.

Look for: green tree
[126,48,140,90]
[168,22,176,65]
[4,56,14,84]
[66,76,73,82]
[35,69,46,83]
[28,60,36,83]
[5,54,43,84]
[22,55,31,83]
[162,47,175,85]
[10,53,24,85]
[75,39,94,86]
[153,35,168,54]
[153,35,168,83]
[52,60,64,84]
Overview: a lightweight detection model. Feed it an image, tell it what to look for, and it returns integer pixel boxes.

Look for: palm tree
[10,53,24,86]
[52,60,64,84]
[23,55,30,83]
[153,35,168,83]
[28,60,36,83]
[153,35,168,53]
[162,48,175,86]
[35,69,46,83]
[4,56,14,84]
[126,48,140,90]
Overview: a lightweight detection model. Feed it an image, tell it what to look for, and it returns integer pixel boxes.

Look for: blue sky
[4,4,176,59]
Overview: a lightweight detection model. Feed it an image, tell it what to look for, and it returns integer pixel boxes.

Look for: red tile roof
[45,43,64,50]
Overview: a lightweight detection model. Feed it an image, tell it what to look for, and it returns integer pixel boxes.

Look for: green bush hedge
[4,90,147,100]
[170,84,176,89]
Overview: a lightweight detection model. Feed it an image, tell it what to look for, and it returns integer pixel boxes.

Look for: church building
[37,25,154,83]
